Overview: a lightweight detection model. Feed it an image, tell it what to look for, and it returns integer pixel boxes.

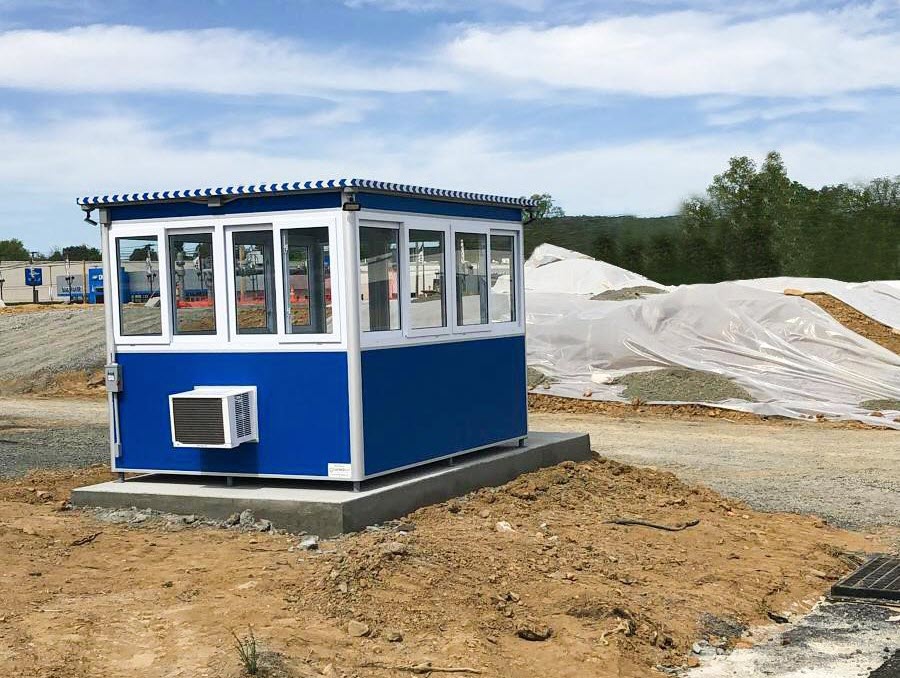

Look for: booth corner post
[78,178,534,484]
[93,206,125,481]
[340,189,366,484]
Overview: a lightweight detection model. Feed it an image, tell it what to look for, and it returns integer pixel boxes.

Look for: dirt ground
[803,293,900,355]
[530,412,900,535]
[0,456,883,678]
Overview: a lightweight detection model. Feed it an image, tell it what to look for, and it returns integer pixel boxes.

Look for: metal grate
[172,397,225,445]
[831,556,900,602]
[233,392,252,438]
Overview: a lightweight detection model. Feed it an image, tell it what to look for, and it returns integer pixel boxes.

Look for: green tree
[47,244,102,261]
[0,238,30,260]
[525,193,565,220]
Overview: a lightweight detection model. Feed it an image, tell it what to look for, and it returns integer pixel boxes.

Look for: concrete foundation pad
[71,431,591,535]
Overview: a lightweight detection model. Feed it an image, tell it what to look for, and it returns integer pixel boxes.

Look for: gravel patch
[527,366,555,389]
[861,398,900,411]
[591,285,668,301]
[0,425,108,478]
[613,368,754,403]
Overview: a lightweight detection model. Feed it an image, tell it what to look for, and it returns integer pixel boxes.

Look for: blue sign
[25,267,43,286]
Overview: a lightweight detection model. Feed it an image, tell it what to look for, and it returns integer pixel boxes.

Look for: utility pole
[29,251,39,303]
[82,258,88,304]
[65,257,76,303]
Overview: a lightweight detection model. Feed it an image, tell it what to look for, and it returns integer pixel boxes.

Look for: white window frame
[109,222,171,345]
[358,219,404,347]
[489,227,523,330]
[403,220,452,339]
[166,221,228,346]
[224,222,283,345]
[274,215,343,345]
[450,222,492,335]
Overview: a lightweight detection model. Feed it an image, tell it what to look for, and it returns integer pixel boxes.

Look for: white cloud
[342,0,546,12]
[444,7,900,97]
[4,7,900,101]
[0,24,457,95]
[3,109,900,250]
[703,96,867,126]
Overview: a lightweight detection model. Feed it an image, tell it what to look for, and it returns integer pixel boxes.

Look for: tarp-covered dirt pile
[522,245,900,428]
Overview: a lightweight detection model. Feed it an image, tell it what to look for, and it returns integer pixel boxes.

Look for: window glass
[455,232,488,326]
[283,227,332,335]
[359,226,401,332]
[169,233,215,335]
[116,236,161,336]
[490,234,516,323]
[408,229,446,330]
[232,230,276,334]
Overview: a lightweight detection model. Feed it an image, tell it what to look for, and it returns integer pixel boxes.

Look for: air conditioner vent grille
[234,392,252,438]
[171,397,225,445]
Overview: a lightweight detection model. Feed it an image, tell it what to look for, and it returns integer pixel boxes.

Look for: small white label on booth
[327,463,352,479]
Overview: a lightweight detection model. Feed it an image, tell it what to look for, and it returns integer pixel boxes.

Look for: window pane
[283,227,332,335]
[490,234,516,323]
[359,226,400,332]
[408,229,446,330]
[169,233,215,335]
[116,236,161,336]
[455,232,488,326]
[232,230,276,334]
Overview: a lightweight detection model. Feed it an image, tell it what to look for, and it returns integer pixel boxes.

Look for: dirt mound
[611,368,754,403]
[527,394,885,429]
[803,293,900,355]
[0,459,876,678]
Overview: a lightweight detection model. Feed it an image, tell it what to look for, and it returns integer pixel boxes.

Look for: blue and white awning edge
[77,178,537,208]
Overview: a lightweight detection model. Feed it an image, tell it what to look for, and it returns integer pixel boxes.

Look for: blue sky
[1,0,899,251]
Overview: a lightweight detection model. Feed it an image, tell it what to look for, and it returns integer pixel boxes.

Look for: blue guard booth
[78,179,532,486]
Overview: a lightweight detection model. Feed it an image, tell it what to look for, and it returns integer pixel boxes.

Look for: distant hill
[523,215,681,259]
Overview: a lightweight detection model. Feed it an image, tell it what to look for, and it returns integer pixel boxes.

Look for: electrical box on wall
[169,386,258,449]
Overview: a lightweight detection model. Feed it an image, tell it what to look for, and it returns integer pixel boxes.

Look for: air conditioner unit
[169,386,258,449]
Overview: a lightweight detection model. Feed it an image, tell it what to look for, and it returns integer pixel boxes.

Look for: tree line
[0,239,101,262]
[526,152,899,284]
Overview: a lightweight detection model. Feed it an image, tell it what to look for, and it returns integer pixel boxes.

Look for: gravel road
[0,396,108,477]
[531,412,900,531]
[0,306,106,388]
[0,425,108,477]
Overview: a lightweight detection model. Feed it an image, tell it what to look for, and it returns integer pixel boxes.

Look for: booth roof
[76,178,537,208]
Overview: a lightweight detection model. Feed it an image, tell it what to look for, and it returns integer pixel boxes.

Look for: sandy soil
[0,457,881,678]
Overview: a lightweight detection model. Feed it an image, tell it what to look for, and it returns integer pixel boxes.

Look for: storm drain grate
[831,556,900,602]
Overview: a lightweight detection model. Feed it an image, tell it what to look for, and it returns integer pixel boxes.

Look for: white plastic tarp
[734,277,900,329]
[525,243,667,295]
[520,246,900,428]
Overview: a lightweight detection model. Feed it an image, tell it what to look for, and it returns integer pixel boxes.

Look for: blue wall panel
[361,335,527,475]
[116,351,350,477]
